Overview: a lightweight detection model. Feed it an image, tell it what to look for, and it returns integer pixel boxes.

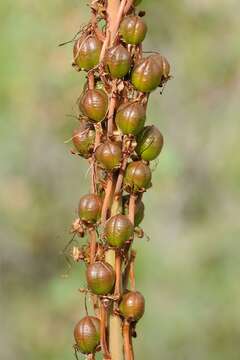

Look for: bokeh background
[1,0,240,359]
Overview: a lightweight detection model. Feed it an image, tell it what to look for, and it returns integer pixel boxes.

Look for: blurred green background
[1,0,240,359]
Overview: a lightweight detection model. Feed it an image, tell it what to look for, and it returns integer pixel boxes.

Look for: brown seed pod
[115,101,146,136]
[120,16,147,45]
[105,44,131,79]
[79,89,108,123]
[79,194,102,224]
[95,141,122,170]
[131,55,163,93]
[72,121,95,158]
[119,291,145,322]
[74,316,100,354]
[73,35,102,71]
[105,214,134,248]
[124,161,152,193]
[86,261,116,295]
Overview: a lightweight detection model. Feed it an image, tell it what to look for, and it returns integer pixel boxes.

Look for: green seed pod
[120,16,147,45]
[73,35,102,71]
[124,161,152,193]
[136,125,164,161]
[105,44,131,78]
[74,316,100,354]
[123,195,145,226]
[72,122,95,158]
[115,101,146,136]
[79,194,102,224]
[79,89,108,123]
[86,261,115,295]
[105,214,134,248]
[119,291,145,322]
[131,55,163,93]
[95,141,122,170]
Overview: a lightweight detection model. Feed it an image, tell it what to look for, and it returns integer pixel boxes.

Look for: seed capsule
[136,125,164,161]
[74,316,100,354]
[73,35,102,71]
[124,161,152,193]
[119,291,145,322]
[79,194,102,224]
[131,55,163,93]
[95,141,122,170]
[105,44,131,78]
[105,215,134,248]
[120,16,147,45]
[86,261,115,295]
[123,195,145,226]
[72,122,95,158]
[115,101,146,136]
[79,89,108,123]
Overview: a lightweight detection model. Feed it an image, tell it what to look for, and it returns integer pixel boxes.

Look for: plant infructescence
[67,1,171,359]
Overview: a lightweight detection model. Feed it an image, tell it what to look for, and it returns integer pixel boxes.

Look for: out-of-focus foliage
[1,0,240,359]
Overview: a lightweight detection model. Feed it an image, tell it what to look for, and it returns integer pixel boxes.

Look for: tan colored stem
[128,194,137,224]
[123,320,133,360]
[101,174,114,224]
[107,80,117,138]
[114,158,128,198]
[88,228,97,264]
[114,250,122,298]
[100,301,112,360]
[111,0,128,45]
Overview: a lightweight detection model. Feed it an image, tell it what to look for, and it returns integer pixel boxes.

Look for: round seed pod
[86,261,115,295]
[73,35,102,71]
[115,101,146,136]
[124,161,152,193]
[79,89,108,123]
[74,316,100,354]
[131,55,163,93]
[105,215,134,248]
[123,195,145,226]
[119,291,145,322]
[105,44,131,78]
[72,122,95,158]
[136,125,164,161]
[120,16,147,45]
[95,141,122,170]
[79,194,102,224]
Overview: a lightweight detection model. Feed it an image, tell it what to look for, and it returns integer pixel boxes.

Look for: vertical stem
[114,250,122,298]
[100,300,112,360]
[123,320,133,360]
[88,228,97,264]
[106,1,125,359]
[101,173,114,224]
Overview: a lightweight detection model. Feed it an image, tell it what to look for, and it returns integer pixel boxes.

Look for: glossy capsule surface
[86,262,115,295]
[73,35,102,71]
[105,214,134,248]
[79,194,102,224]
[95,141,122,170]
[124,161,152,192]
[119,291,145,321]
[120,16,147,45]
[136,125,164,161]
[116,101,146,136]
[131,55,163,93]
[79,89,108,123]
[105,44,131,78]
[74,316,100,354]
